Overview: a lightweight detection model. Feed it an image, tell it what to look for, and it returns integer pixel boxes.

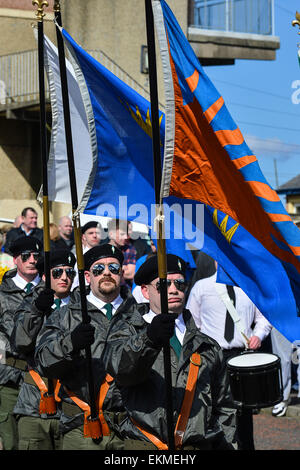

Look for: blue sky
[202,0,300,197]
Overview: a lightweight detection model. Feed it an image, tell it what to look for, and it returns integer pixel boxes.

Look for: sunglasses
[51,267,76,280]
[91,263,121,276]
[151,279,187,293]
[20,252,40,262]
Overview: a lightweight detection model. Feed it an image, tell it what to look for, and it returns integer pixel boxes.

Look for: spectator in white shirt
[186,271,272,351]
[186,265,272,451]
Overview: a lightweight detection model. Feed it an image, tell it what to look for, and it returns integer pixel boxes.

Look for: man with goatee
[35,244,138,450]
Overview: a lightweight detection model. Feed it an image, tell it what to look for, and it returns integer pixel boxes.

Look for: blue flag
[61,27,197,269]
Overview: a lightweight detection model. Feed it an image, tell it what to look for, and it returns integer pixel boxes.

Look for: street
[254,413,300,450]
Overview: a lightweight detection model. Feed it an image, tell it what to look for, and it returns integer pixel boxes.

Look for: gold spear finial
[53,0,60,13]
[292,11,300,33]
[32,0,49,21]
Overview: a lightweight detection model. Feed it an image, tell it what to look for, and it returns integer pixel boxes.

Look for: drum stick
[241,332,250,348]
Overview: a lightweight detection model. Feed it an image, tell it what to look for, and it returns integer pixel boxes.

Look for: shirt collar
[175,313,186,334]
[57,296,70,307]
[87,291,123,314]
[13,273,40,291]
[143,309,156,324]
[143,310,186,345]
[143,309,185,331]
[20,224,33,236]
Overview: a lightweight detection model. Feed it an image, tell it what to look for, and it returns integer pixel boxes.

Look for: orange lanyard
[65,374,114,439]
[132,352,202,450]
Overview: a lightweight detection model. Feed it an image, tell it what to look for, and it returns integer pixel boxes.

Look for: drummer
[186,263,272,451]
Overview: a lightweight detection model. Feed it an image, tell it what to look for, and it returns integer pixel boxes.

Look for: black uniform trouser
[222,348,255,451]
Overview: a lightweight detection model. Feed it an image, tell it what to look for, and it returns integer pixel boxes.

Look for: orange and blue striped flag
[153,0,300,341]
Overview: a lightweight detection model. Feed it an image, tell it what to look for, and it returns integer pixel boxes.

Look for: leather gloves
[71,322,95,352]
[147,313,176,346]
[34,288,55,314]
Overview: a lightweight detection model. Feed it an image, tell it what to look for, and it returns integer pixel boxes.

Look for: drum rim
[231,396,283,410]
[226,351,281,370]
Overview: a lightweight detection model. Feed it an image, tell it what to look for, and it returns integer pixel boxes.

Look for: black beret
[134,254,186,286]
[81,221,101,234]
[84,244,124,271]
[10,236,43,257]
[36,249,76,274]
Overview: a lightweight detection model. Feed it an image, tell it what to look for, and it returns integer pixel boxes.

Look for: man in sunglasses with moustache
[103,254,236,450]
[35,243,138,450]
[10,249,76,450]
[0,236,42,450]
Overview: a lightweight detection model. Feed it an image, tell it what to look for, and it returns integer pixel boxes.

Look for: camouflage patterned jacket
[35,292,138,434]
[103,305,237,449]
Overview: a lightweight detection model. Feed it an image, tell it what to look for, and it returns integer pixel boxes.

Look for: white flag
[42,33,93,205]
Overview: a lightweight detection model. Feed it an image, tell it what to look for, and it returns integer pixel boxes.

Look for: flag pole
[292,11,300,31]
[33,0,55,400]
[144,0,175,451]
[53,0,101,441]
[33,0,51,289]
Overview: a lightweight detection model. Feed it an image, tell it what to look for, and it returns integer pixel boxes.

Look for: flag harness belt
[64,373,114,439]
[28,369,61,415]
[132,352,202,450]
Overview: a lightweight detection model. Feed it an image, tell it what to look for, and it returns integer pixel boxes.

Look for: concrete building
[0,0,280,226]
[277,174,300,225]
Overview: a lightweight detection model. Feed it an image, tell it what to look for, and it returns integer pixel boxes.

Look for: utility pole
[273,158,279,189]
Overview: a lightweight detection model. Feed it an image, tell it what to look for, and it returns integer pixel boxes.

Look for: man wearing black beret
[81,221,103,252]
[71,220,103,290]
[0,236,42,450]
[103,253,236,450]
[35,244,139,450]
[10,249,77,450]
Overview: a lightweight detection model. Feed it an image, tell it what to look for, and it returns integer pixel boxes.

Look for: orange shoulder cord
[28,370,61,415]
[132,352,202,450]
[174,352,201,449]
[64,373,114,439]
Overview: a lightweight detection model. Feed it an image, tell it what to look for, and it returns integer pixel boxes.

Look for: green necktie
[170,331,182,360]
[54,298,61,310]
[25,282,33,293]
[103,303,113,320]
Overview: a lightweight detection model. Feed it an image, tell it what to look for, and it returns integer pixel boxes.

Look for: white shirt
[143,309,186,345]
[86,291,123,316]
[12,273,40,292]
[186,273,272,349]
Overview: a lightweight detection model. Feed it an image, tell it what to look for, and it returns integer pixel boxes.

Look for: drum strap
[215,283,249,347]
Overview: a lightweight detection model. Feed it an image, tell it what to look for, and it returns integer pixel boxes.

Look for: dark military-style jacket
[35,292,137,434]
[0,269,41,387]
[11,283,79,419]
[103,305,236,449]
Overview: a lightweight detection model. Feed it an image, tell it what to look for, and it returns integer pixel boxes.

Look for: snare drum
[226,351,283,409]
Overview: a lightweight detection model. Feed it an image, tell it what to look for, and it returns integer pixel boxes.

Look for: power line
[275,3,295,16]
[238,120,300,132]
[210,78,290,101]
[246,136,300,147]
[247,147,300,155]
[228,101,300,118]
[243,136,300,153]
